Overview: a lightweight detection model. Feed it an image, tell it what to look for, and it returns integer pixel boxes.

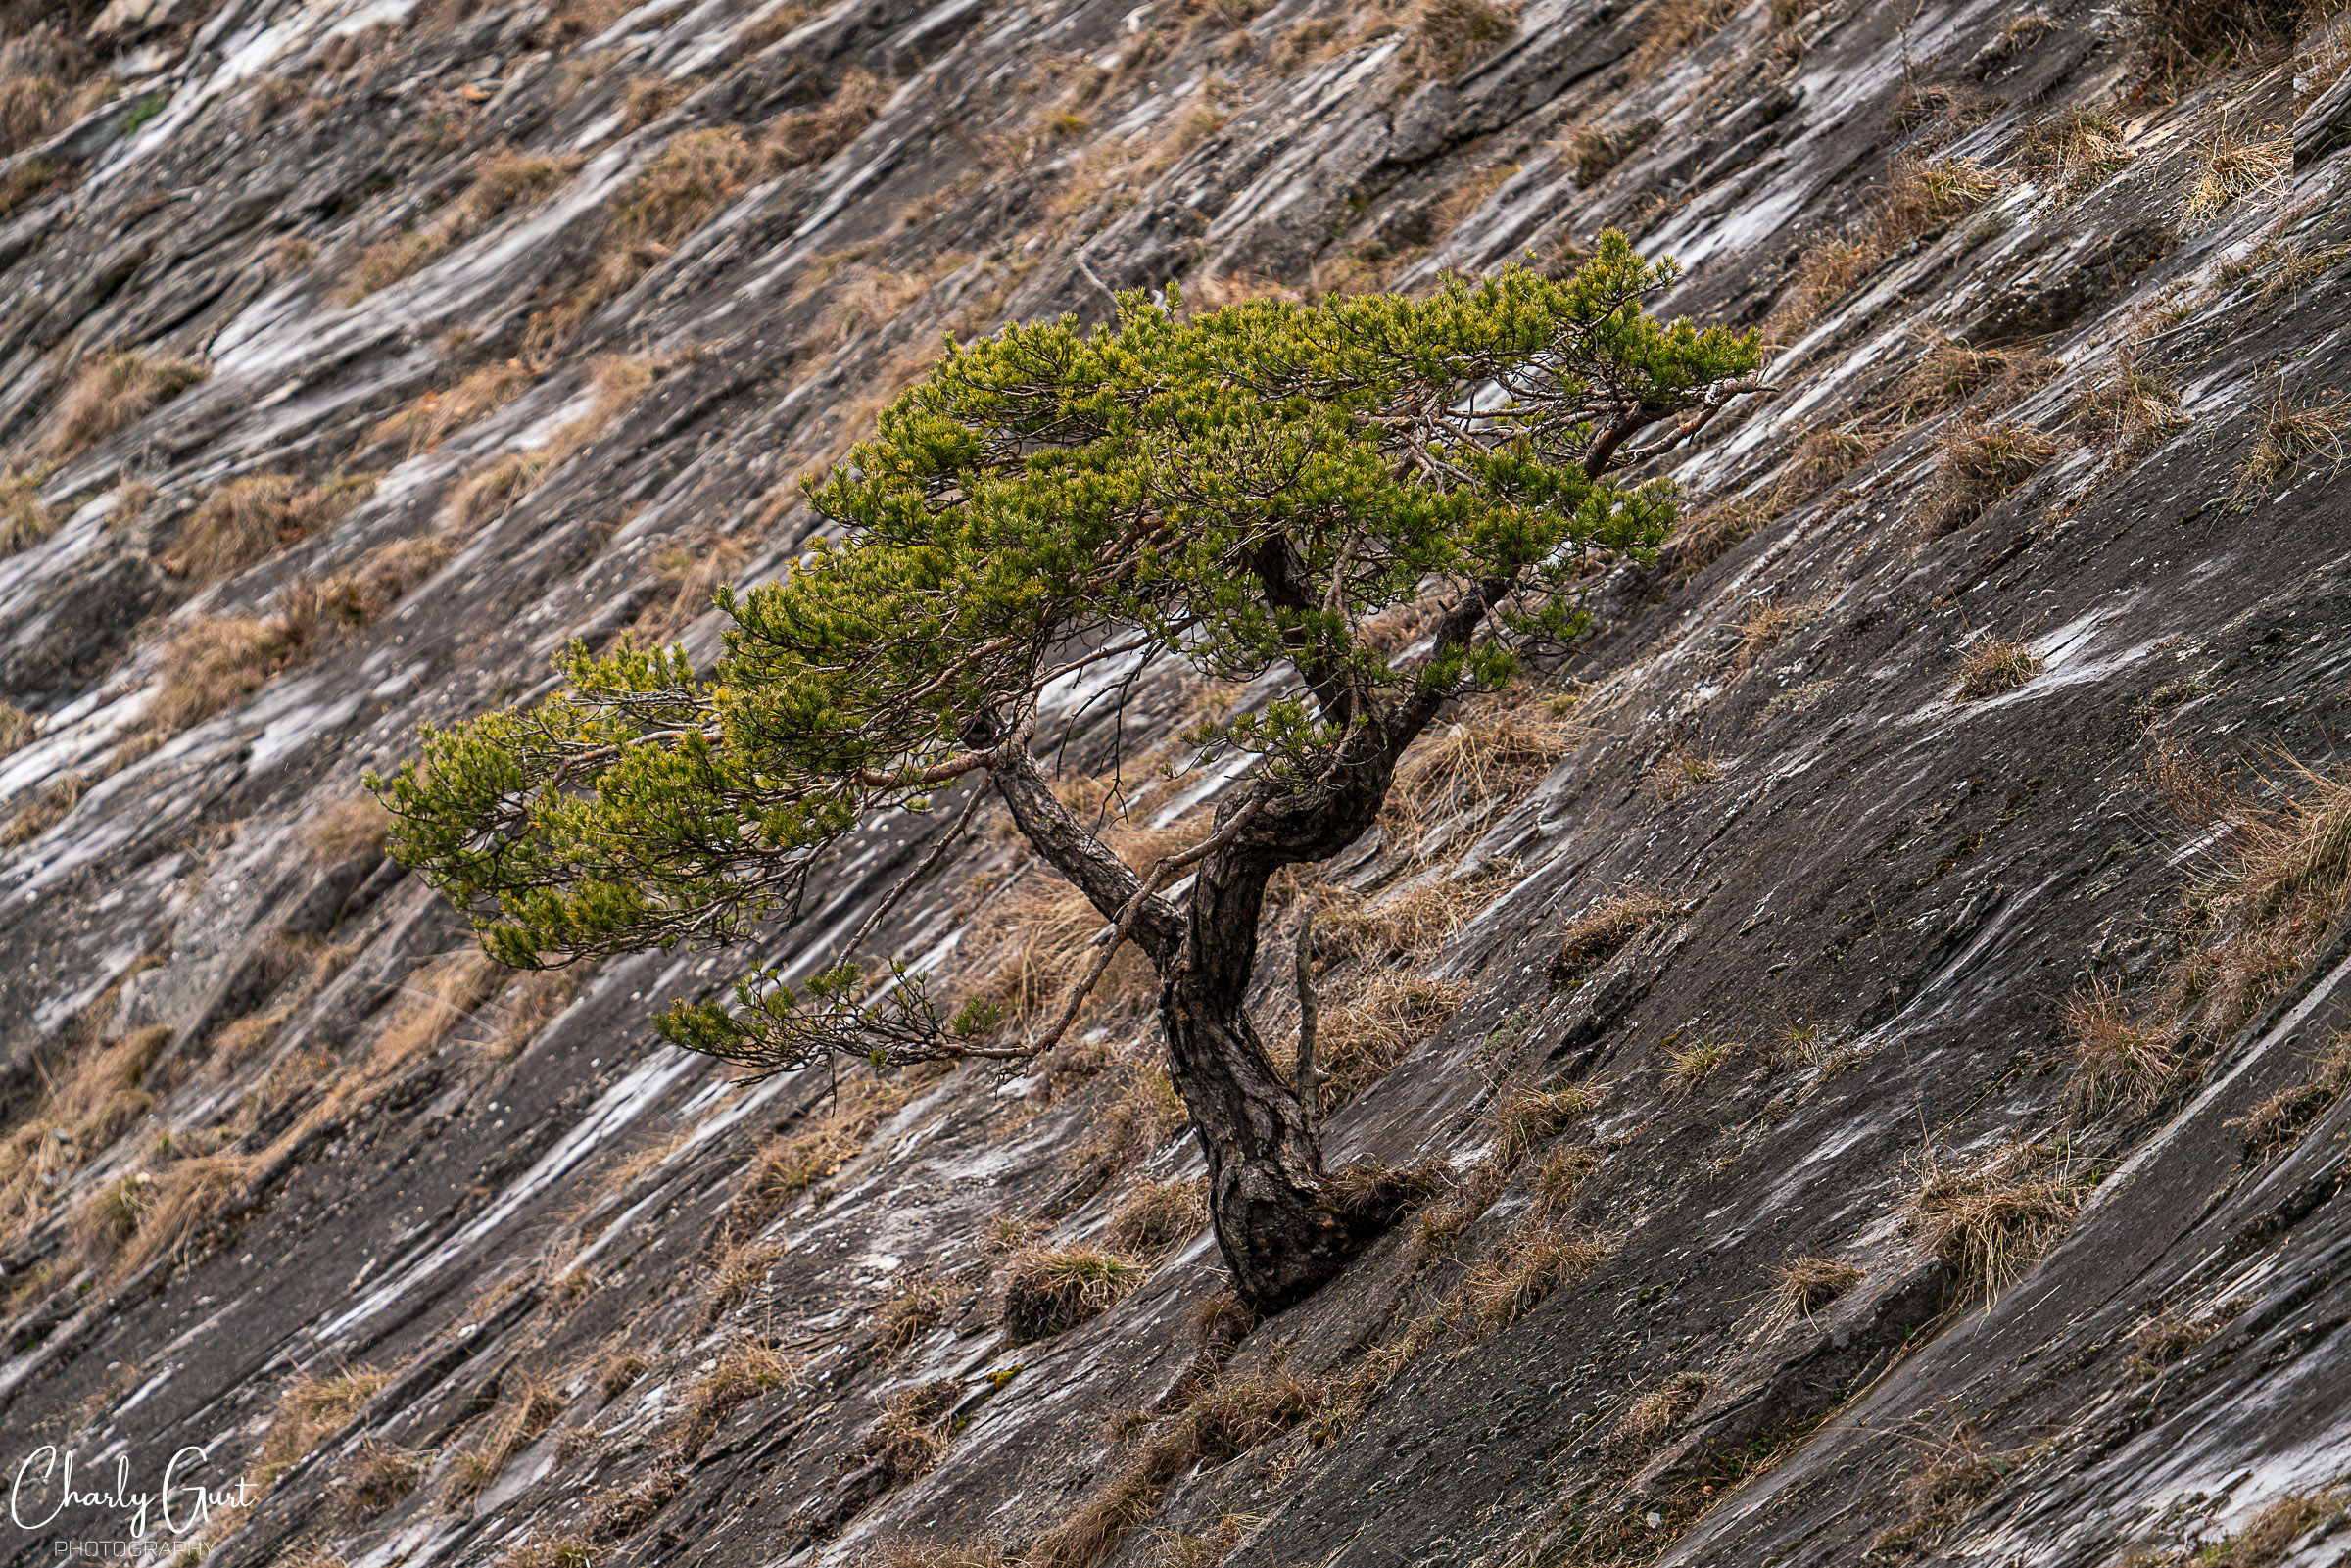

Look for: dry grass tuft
[1489,1079,1600,1165]
[310,795,390,863]
[1908,1144,2086,1301]
[861,1379,960,1480]
[345,1439,427,1517]
[1409,0,1520,81]
[1314,971,1472,1104]
[2061,977,2177,1117]
[1387,699,1581,828]
[765,70,888,170]
[343,150,567,302]
[2191,1491,2349,1568]
[1662,1036,1735,1095]
[1627,0,1740,76]
[877,1276,966,1350]
[261,1363,392,1481]
[531,129,755,353]
[1759,1255,1861,1331]
[2132,0,2297,98]
[0,702,34,758]
[1866,1427,2033,1561]
[2242,387,2351,485]
[0,471,49,556]
[636,530,748,640]
[2125,1301,2237,1373]
[1772,158,2008,338]
[2179,123,2289,226]
[679,1342,792,1454]
[2228,1031,2351,1159]
[366,358,532,455]
[2017,107,2132,194]
[43,351,207,460]
[1732,598,1817,670]
[1615,1370,1707,1446]
[1001,1247,1145,1341]
[2074,351,2185,457]
[1106,1178,1207,1259]
[1927,420,2060,533]
[1564,117,1662,184]
[167,473,374,586]
[1955,636,2044,700]
[147,615,293,733]
[1548,885,1675,990]
[1895,332,2058,421]
[1458,1218,1607,1333]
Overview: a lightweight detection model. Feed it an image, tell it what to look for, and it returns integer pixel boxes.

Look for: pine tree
[371,233,1762,1310]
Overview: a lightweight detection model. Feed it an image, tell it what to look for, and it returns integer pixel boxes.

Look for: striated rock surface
[0,1,2345,1567]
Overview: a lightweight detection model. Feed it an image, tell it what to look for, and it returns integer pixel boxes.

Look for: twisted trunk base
[1161,978,1375,1312]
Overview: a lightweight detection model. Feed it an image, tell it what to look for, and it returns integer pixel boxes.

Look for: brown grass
[166,473,374,586]
[1106,1178,1207,1259]
[1458,1217,1607,1333]
[861,1379,960,1480]
[0,703,34,758]
[1548,885,1675,990]
[2061,977,2178,1117]
[261,1363,392,1482]
[1314,971,1472,1104]
[1627,0,1740,75]
[0,471,48,556]
[1927,420,2061,532]
[679,1341,793,1455]
[2228,1031,2351,1159]
[1662,1036,1735,1095]
[2016,108,2132,194]
[1408,0,1518,79]
[530,129,756,353]
[2242,387,2351,485]
[365,358,532,455]
[0,158,61,221]
[1954,636,2044,699]
[636,530,748,640]
[310,795,391,863]
[1908,1144,2086,1301]
[1732,598,1817,670]
[1758,1256,1861,1332]
[450,1378,567,1502]
[877,1276,966,1350]
[2132,0,2297,98]
[1865,1428,2033,1561]
[1564,116,1661,184]
[146,615,293,733]
[765,69,888,169]
[345,1440,427,1517]
[1615,1370,1707,1446]
[445,356,657,531]
[2180,124,2289,226]
[1387,700,1581,828]
[1773,158,2009,338]
[2192,1491,2347,1567]
[2074,351,2185,457]
[42,351,207,460]
[1001,1247,1145,1341]
[1895,332,2058,421]
[372,950,505,1069]
[342,150,567,302]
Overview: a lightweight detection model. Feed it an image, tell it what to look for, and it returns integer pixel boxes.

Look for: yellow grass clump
[42,351,207,460]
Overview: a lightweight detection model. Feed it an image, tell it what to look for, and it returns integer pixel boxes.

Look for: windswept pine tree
[373,233,1761,1309]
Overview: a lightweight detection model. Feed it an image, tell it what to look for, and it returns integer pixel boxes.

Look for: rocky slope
[0,1,2346,1566]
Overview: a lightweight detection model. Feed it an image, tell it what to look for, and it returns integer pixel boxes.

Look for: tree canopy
[373,230,1760,1307]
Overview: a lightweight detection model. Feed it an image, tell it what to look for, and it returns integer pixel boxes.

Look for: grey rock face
[0,3,2344,1568]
